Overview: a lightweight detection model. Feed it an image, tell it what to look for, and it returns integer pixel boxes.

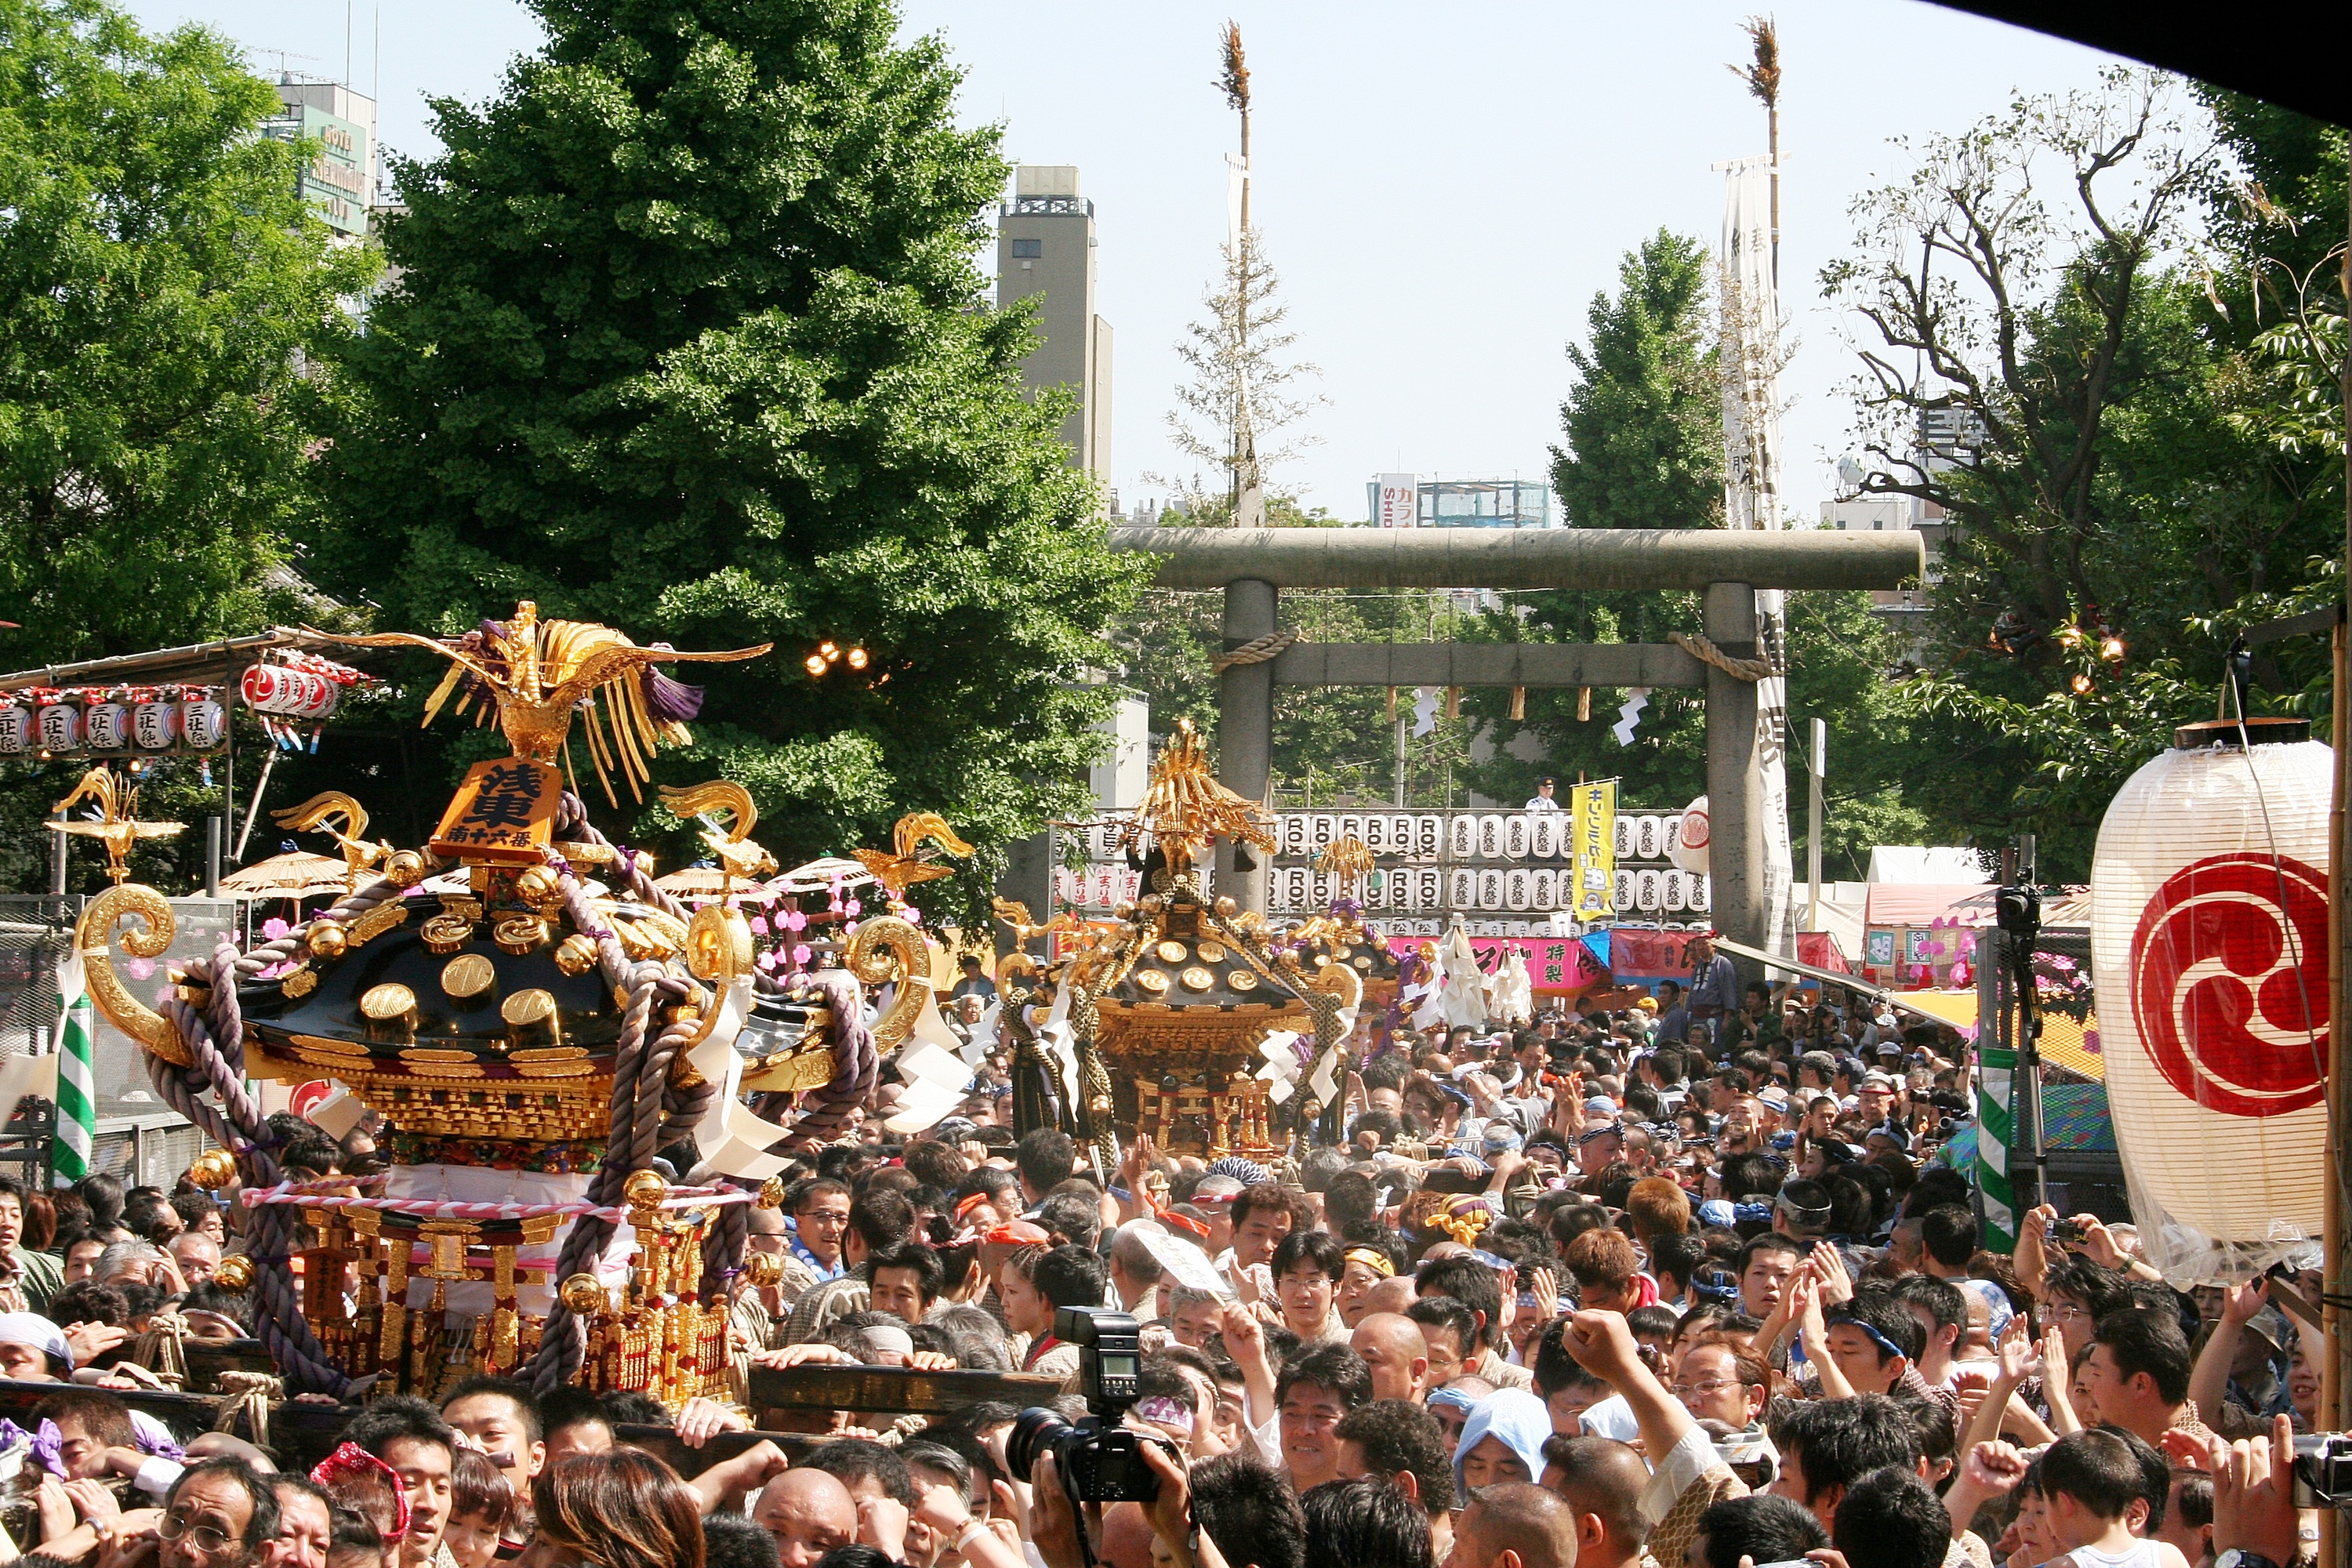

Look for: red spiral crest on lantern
[1679,807,1709,851]
[2128,851,2328,1117]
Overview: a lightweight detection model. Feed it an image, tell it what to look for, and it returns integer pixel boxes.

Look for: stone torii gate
[1106,525,1926,960]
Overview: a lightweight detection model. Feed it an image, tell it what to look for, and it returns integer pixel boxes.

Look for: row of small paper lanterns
[1069,811,1686,865]
[1266,864,1707,913]
[0,688,227,756]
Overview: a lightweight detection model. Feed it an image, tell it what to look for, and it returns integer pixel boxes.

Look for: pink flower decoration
[902,906,922,925]
[755,950,778,970]
[793,945,812,965]
[262,917,291,940]
[844,898,862,916]
[748,915,771,935]
[127,957,154,981]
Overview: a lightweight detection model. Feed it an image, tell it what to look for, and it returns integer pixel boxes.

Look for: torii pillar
[1112,526,1925,960]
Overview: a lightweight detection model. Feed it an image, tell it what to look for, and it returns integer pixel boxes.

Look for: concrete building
[263,78,375,238]
[996,165,1112,477]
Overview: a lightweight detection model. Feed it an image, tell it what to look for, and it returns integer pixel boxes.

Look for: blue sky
[122,0,2133,524]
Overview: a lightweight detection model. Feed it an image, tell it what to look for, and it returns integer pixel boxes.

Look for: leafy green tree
[0,0,373,666]
[319,0,1145,920]
[1830,73,2347,874]
[0,0,376,892]
[1552,230,1724,533]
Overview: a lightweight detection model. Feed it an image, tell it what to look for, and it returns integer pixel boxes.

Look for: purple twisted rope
[142,952,355,1398]
[784,969,876,1149]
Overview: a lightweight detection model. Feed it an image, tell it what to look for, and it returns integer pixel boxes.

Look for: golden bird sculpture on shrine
[854,812,975,896]
[49,768,183,885]
[657,780,779,890]
[309,602,769,805]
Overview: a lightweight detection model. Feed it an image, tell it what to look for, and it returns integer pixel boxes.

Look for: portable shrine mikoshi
[71,603,947,1403]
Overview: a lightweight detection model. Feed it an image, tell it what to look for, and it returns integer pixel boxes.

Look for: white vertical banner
[1722,151,1798,961]
[1377,474,1418,528]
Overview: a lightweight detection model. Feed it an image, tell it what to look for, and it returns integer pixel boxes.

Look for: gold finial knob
[187,1149,238,1191]
[553,934,599,977]
[560,1273,608,1316]
[622,1169,669,1211]
[742,1252,783,1288]
[757,1176,787,1210]
[514,865,562,906]
[383,850,429,890]
[306,922,349,960]
[212,1254,256,1291]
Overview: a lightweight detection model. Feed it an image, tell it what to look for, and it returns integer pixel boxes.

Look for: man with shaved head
[1351,1313,1431,1404]
[755,1468,858,1568]
[1538,1436,1651,1568]
[1363,1275,1418,1319]
[1446,1482,1581,1568]
[1096,1504,1158,1568]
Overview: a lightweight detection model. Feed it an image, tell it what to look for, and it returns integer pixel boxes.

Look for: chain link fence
[0,896,236,1186]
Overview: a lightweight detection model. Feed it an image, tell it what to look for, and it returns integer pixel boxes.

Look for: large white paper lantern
[1529,811,1560,861]
[0,703,29,755]
[2090,722,2331,1279]
[1671,797,1711,874]
[1450,815,1477,859]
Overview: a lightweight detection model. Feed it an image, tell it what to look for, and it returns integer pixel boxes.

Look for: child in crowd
[442,1448,518,1568]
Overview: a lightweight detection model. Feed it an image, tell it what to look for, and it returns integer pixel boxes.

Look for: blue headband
[1831,1316,1910,1363]
[1425,1385,1479,1414]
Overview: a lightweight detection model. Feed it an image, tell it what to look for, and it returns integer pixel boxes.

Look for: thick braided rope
[146,953,355,1397]
[698,1183,750,1299]
[1668,630,1780,682]
[1210,630,1297,675]
[782,969,875,1149]
[233,878,404,978]
[521,829,683,1393]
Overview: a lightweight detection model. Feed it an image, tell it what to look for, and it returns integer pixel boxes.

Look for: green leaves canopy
[321,0,1145,917]
[0,0,372,665]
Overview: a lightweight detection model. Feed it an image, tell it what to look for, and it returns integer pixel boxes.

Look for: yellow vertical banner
[1571,780,1617,922]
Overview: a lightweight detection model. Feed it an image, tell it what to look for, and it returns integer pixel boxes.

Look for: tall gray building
[996,165,1112,478]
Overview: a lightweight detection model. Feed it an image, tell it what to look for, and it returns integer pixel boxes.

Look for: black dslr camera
[1006,1307,1170,1504]
[2293,1433,2352,1508]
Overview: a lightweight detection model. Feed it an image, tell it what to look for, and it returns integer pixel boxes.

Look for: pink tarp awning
[1862,884,1994,927]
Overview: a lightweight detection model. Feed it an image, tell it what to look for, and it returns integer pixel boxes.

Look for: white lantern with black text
[132,702,180,750]
[0,704,27,755]
[84,702,128,750]
[2089,719,2331,1278]
[180,695,225,750]
[1529,811,1560,860]
[36,703,78,753]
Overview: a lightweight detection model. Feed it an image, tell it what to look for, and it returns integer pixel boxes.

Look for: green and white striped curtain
[1974,1044,2019,1253]
[52,952,94,1187]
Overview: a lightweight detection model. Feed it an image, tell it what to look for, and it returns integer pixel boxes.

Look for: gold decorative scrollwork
[844,916,931,1052]
[74,886,191,1067]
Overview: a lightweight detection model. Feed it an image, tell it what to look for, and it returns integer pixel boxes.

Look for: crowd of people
[0,966,2326,1568]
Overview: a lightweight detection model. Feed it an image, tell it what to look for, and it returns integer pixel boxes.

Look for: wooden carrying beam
[1111,525,1926,593]
[749,1363,1066,1418]
[1270,641,1704,689]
